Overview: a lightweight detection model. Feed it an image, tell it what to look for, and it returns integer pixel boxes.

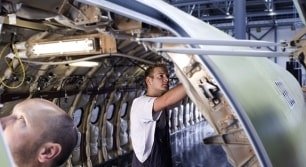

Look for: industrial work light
[31,39,96,56]
[26,33,117,58]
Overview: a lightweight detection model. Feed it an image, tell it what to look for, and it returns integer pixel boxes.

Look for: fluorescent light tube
[69,61,99,67]
[31,39,95,56]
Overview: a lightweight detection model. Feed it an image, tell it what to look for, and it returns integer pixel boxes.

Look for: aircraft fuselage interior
[1,0,306,167]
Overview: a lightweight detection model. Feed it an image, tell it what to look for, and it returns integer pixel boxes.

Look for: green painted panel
[0,127,13,166]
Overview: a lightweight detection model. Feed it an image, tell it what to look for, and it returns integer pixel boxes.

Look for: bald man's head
[0,98,77,167]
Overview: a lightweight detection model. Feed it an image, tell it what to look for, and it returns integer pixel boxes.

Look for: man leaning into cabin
[130,64,186,167]
[0,98,78,167]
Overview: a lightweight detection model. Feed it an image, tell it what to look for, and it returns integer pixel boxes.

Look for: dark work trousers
[132,111,172,167]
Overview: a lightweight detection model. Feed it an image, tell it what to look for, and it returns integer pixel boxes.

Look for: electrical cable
[1,44,26,89]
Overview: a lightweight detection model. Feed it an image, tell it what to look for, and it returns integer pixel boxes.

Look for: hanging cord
[0,44,26,89]
[0,43,10,55]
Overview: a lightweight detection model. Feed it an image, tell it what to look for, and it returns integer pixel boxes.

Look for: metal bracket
[218,114,238,131]
[203,129,249,145]
[198,77,221,106]
[183,61,201,78]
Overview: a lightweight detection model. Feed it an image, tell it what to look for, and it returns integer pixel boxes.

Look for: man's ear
[145,77,152,86]
[37,142,62,163]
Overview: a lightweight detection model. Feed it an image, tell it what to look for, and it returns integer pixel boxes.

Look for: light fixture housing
[31,39,96,56]
[27,33,117,58]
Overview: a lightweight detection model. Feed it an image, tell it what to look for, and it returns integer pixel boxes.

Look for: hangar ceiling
[165,0,302,30]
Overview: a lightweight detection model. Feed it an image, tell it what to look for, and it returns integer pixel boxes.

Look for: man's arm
[153,83,186,112]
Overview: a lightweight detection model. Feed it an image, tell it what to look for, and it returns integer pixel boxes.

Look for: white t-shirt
[130,95,162,162]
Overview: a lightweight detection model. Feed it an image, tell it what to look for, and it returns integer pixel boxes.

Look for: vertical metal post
[274,26,277,63]
[234,0,246,39]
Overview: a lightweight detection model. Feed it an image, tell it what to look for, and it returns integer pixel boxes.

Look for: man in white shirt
[130,64,186,167]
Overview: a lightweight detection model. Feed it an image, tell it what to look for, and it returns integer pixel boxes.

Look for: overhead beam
[0,16,50,31]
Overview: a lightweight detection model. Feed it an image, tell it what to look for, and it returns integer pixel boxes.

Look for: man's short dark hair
[144,64,167,78]
[144,64,168,87]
